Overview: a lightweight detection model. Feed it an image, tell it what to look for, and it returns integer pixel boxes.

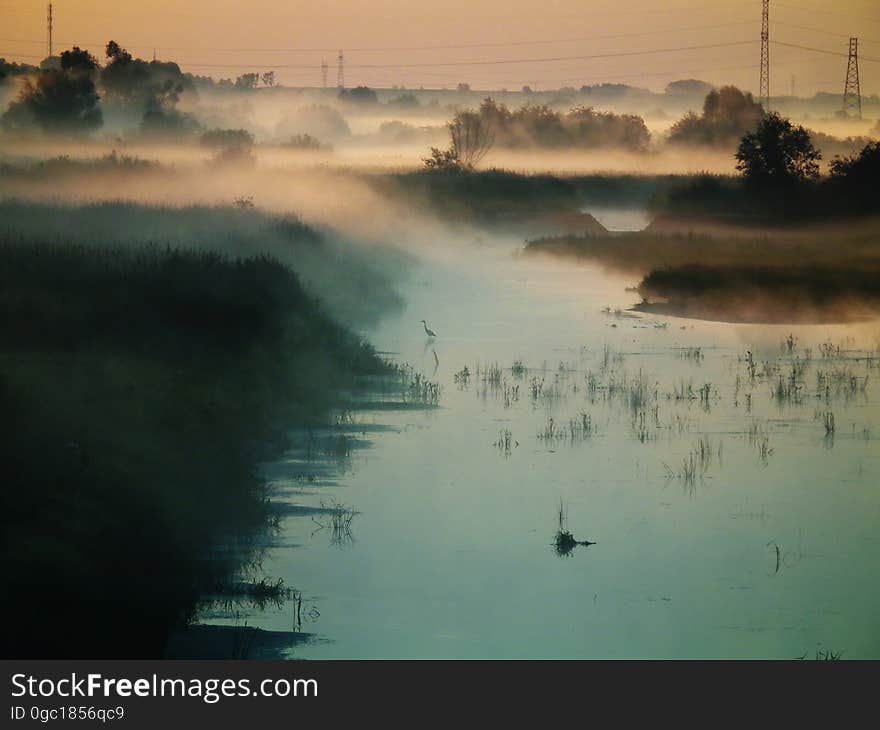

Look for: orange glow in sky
[1,0,877,93]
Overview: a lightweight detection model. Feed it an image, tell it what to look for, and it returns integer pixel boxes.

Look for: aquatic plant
[553,500,594,557]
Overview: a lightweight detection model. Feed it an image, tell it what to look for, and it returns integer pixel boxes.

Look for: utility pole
[842,37,861,119]
[336,50,344,89]
[321,59,328,88]
[46,3,53,57]
[759,0,770,110]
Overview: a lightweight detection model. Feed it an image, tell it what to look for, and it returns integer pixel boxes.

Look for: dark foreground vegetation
[0,239,391,657]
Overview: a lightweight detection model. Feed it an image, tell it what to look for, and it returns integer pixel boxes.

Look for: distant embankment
[367,169,676,234]
[525,223,880,324]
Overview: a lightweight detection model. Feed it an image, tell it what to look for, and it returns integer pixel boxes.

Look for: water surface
[239,217,880,659]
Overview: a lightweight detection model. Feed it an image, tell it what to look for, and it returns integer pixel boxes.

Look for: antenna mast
[46,3,53,57]
[336,50,344,89]
[759,0,770,110]
[842,37,861,119]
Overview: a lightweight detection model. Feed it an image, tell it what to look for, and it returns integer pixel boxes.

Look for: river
[232,210,880,659]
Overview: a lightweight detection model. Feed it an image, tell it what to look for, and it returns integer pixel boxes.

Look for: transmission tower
[759,0,770,110]
[336,50,344,89]
[46,3,53,57]
[321,59,328,88]
[842,37,861,119]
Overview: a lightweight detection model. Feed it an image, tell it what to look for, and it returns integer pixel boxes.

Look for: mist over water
[210,223,879,659]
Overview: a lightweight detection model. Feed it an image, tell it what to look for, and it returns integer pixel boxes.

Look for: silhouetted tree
[1,58,39,84]
[338,85,378,104]
[260,71,275,87]
[1,47,101,134]
[139,77,201,137]
[234,73,259,89]
[60,47,99,73]
[735,112,821,185]
[200,127,254,165]
[422,145,460,170]
[200,128,254,150]
[473,97,648,150]
[387,93,420,108]
[449,110,495,168]
[668,85,763,146]
[564,106,649,150]
[829,140,880,186]
[101,39,196,128]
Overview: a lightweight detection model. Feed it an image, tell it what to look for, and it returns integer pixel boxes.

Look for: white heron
[420,320,437,338]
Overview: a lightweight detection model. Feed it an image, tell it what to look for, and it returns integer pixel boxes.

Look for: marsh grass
[213,577,292,612]
[494,428,515,457]
[537,412,594,444]
[664,436,721,493]
[397,365,442,405]
[0,239,390,657]
[747,420,774,465]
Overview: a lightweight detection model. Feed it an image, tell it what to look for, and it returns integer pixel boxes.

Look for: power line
[771,39,880,63]
[772,20,880,45]
[2,40,754,71]
[0,20,760,54]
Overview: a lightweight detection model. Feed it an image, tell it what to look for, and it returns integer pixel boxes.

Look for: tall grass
[1,240,392,658]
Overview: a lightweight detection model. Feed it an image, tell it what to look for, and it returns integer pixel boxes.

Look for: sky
[1,0,878,94]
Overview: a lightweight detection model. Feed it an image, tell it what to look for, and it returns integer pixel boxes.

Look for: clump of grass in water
[405,370,441,405]
[494,428,516,457]
[312,499,359,546]
[553,500,595,557]
[600,344,625,373]
[798,648,843,660]
[538,413,594,444]
[529,376,544,401]
[676,346,703,362]
[819,410,836,442]
[453,365,470,385]
[663,436,720,493]
[480,363,503,386]
[511,360,527,378]
[669,378,695,402]
[747,420,774,465]
[213,577,292,612]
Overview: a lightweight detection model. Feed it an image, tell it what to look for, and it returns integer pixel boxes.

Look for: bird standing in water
[420,320,437,338]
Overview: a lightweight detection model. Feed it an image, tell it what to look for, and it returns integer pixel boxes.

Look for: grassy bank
[634,264,880,324]
[650,173,879,223]
[1,239,392,658]
[368,169,678,226]
[0,199,407,328]
[525,224,880,323]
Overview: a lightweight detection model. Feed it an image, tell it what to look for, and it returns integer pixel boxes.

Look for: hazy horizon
[1,0,878,96]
